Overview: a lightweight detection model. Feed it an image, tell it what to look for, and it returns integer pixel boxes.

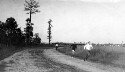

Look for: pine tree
[24,0,40,23]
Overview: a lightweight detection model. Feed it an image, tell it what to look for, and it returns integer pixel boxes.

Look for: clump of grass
[88,48,119,64]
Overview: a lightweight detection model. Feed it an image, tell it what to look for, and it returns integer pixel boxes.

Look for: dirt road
[1,48,125,72]
[44,49,125,72]
[0,49,83,72]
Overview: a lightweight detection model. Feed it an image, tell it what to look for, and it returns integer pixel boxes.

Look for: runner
[55,43,59,50]
[70,44,77,53]
[84,41,93,61]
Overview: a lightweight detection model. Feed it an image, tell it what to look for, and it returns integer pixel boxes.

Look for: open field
[57,44,125,68]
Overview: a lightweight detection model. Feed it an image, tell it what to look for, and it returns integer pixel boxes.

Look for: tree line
[0,17,41,46]
[0,0,54,46]
[24,0,53,44]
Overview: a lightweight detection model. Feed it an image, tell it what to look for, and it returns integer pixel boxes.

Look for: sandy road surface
[44,49,125,72]
[0,49,83,72]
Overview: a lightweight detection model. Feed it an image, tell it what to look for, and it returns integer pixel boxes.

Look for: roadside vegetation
[57,44,125,68]
[0,16,41,61]
[0,44,25,61]
[0,0,42,61]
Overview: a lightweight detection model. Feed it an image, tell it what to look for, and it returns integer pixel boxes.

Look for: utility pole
[47,19,53,45]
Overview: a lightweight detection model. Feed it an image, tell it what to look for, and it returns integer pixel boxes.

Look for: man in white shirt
[84,41,93,61]
[84,42,93,50]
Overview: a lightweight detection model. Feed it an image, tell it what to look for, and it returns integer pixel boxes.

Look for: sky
[0,0,125,44]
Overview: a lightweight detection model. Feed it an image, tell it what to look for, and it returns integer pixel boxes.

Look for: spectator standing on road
[84,41,93,61]
[55,43,59,50]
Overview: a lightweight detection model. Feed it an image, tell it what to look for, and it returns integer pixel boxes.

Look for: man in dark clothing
[55,43,59,50]
[70,44,77,53]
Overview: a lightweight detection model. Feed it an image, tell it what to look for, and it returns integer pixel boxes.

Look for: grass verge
[0,44,24,61]
[57,45,121,66]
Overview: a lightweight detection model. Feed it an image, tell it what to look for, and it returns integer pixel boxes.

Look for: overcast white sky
[0,0,125,43]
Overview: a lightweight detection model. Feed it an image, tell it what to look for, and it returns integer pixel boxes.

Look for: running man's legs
[84,50,91,61]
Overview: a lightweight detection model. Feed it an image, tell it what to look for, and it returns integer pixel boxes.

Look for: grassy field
[57,45,125,68]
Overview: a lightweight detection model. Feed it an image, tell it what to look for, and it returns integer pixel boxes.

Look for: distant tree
[5,17,18,30]
[0,21,7,44]
[32,33,41,45]
[24,18,34,45]
[0,17,25,46]
[47,19,53,45]
[12,28,22,45]
[24,0,40,23]
[5,17,18,45]
[5,17,24,46]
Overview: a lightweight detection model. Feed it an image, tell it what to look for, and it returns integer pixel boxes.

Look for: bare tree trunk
[49,24,50,45]
[48,19,52,45]
[30,10,31,23]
